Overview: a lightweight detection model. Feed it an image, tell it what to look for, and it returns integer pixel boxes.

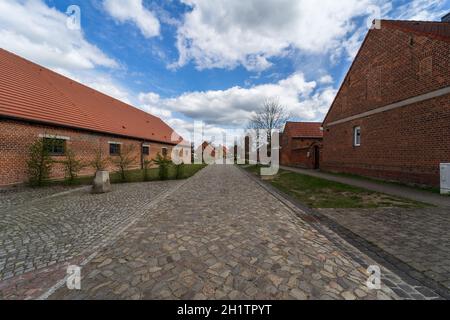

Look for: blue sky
[0,0,449,138]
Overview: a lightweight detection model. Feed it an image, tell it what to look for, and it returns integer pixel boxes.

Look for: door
[314,146,320,169]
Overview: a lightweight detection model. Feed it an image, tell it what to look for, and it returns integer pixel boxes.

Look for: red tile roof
[284,122,323,138]
[0,48,183,145]
[381,20,450,43]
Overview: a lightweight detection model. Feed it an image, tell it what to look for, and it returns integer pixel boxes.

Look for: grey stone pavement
[0,179,182,299]
[0,165,444,300]
[280,166,450,208]
[319,207,450,292]
[47,165,435,300]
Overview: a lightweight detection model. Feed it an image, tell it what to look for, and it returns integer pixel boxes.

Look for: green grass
[243,165,427,209]
[45,164,206,186]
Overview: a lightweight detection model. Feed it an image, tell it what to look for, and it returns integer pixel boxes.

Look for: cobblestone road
[319,207,450,292]
[49,165,414,300]
[0,180,180,284]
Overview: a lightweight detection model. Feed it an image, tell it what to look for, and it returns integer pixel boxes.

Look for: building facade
[322,19,450,187]
[0,49,184,186]
[280,122,323,169]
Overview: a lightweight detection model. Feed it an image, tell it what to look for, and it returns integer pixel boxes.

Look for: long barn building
[0,49,185,186]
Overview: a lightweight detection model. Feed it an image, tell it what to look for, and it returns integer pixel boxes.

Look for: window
[109,143,121,156]
[353,126,361,147]
[142,145,150,156]
[44,138,66,156]
[161,147,168,157]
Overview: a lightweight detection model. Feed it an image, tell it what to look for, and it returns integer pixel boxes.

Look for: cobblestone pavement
[48,165,426,300]
[0,180,181,298]
[318,208,450,293]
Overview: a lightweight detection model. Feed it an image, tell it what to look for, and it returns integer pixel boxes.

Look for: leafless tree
[110,144,137,182]
[247,98,290,147]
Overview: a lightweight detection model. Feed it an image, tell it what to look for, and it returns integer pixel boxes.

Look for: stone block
[91,171,111,194]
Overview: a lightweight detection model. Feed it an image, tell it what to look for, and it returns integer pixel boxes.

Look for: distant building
[0,49,186,186]
[280,122,323,169]
[196,141,227,163]
[322,17,450,187]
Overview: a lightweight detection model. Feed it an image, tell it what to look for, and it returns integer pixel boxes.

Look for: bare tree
[247,98,290,148]
[110,145,137,182]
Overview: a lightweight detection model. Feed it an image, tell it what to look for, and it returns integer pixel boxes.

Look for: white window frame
[39,134,70,141]
[353,126,361,147]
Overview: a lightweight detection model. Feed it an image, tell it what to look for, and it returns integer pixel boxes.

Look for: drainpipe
[141,141,145,169]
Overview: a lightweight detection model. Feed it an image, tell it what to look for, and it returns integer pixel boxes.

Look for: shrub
[110,144,137,182]
[143,159,153,181]
[175,163,185,180]
[60,147,85,184]
[27,138,53,187]
[153,153,171,180]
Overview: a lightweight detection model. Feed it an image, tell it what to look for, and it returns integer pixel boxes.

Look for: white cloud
[171,0,382,71]
[103,0,160,38]
[0,0,133,105]
[0,0,118,71]
[139,73,336,128]
[393,0,449,21]
[318,75,334,85]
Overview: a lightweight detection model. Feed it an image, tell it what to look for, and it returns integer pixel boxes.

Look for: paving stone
[319,206,450,292]
[1,165,431,300]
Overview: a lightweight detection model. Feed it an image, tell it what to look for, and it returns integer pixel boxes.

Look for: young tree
[247,98,290,149]
[110,144,137,182]
[90,146,108,172]
[153,152,171,180]
[60,147,85,184]
[27,138,53,187]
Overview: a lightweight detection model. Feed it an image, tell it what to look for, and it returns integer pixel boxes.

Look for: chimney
[442,12,450,22]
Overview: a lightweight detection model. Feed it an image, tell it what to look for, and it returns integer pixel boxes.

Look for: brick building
[0,49,186,186]
[280,122,323,169]
[322,18,450,187]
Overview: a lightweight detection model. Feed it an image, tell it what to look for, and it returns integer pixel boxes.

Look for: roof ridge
[380,19,450,24]
[0,48,165,123]
[0,48,183,145]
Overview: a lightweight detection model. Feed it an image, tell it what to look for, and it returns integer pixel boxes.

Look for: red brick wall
[322,25,450,187]
[0,119,175,186]
[324,27,450,124]
[280,134,322,169]
[322,94,450,186]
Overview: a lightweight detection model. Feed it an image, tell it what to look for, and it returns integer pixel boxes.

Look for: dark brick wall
[0,119,175,186]
[280,134,322,169]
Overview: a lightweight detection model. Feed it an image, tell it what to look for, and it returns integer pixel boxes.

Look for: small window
[109,143,121,156]
[353,126,361,147]
[161,147,168,157]
[44,138,66,156]
[142,145,150,156]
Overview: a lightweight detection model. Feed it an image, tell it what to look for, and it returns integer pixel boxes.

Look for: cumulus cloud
[394,0,449,21]
[139,73,336,128]
[103,0,160,38]
[0,0,132,104]
[171,0,383,71]
[0,0,118,71]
